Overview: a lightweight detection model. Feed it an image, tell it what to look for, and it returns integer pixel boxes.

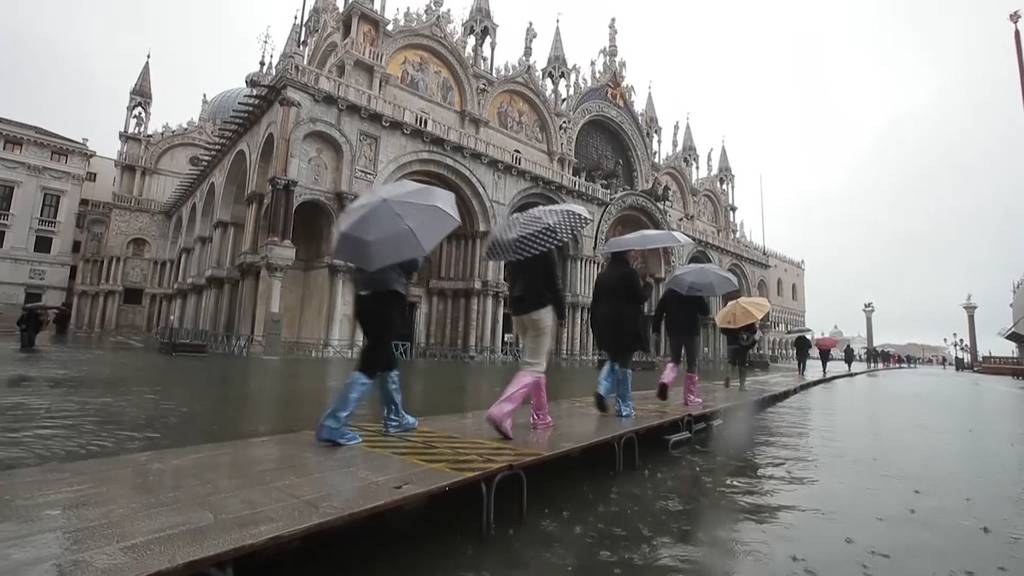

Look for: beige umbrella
[715,297,771,329]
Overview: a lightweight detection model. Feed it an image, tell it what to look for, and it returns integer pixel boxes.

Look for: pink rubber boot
[683,373,704,407]
[656,362,678,401]
[530,374,555,430]
[486,371,538,440]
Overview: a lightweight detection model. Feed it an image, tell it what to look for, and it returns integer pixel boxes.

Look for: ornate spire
[643,84,658,126]
[546,19,568,70]
[281,14,303,64]
[718,141,732,176]
[681,117,697,155]
[462,0,498,72]
[131,53,152,101]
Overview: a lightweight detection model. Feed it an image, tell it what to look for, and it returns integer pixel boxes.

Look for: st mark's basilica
[69,0,806,361]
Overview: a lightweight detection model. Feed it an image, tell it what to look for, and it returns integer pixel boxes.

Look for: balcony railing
[116,150,144,166]
[342,37,384,65]
[112,193,162,211]
[34,217,59,231]
[0,211,10,225]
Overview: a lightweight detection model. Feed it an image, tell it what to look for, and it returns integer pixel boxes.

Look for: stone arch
[184,203,198,247]
[289,119,353,193]
[568,100,652,189]
[507,186,567,214]
[125,237,152,258]
[593,192,670,254]
[281,200,335,342]
[485,86,557,151]
[168,214,182,255]
[792,283,799,301]
[198,183,215,237]
[253,131,276,196]
[657,168,692,214]
[724,262,752,304]
[218,149,249,223]
[757,278,769,299]
[686,249,715,265]
[695,192,722,226]
[777,278,784,298]
[377,150,493,232]
[313,40,339,72]
[385,38,469,111]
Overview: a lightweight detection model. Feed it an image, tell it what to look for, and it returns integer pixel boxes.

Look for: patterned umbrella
[665,264,738,297]
[484,204,592,262]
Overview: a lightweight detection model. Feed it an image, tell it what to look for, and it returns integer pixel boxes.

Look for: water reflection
[242,369,1024,576]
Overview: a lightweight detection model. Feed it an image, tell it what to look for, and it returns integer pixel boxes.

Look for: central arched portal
[281,201,334,342]
[399,171,494,357]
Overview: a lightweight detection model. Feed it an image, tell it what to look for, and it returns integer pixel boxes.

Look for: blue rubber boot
[315,371,372,446]
[615,366,635,418]
[595,361,617,413]
[380,370,418,433]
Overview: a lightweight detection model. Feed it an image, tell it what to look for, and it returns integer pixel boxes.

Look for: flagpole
[1013,10,1024,111]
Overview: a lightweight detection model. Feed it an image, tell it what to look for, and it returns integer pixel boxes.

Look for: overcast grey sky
[1,0,1021,353]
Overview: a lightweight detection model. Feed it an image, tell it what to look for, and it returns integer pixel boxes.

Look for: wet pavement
[247,368,1024,576]
[0,335,742,471]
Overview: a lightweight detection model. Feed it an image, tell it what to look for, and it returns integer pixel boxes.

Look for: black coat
[793,335,812,359]
[507,251,566,321]
[591,253,652,357]
[844,346,856,363]
[652,291,709,338]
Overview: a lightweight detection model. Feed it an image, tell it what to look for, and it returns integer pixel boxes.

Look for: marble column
[80,294,93,331]
[327,268,345,341]
[262,264,287,356]
[493,296,505,353]
[570,305,580,357]
[467,293,480,354]
[441,293,452,349]
[109,292,120,332]
[211,224,225,269]
[480,291,493,355]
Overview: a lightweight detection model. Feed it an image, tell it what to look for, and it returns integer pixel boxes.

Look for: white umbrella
[485,204,592,262]
[332,180,461,271]
[665,264,738,297]
[600,229,692,254]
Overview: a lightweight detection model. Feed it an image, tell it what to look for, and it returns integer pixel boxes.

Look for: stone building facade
[0,117,93,322]
[74,0,805,360]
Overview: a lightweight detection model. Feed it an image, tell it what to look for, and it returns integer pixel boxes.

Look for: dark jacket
[16,311,42,335]
[507,251,565,321]
[652,291,708,337]
[355,259,420,295]
[591,253,652,356]
[793,335,812,359]
[721,323,759,351]
[844,345,856,363]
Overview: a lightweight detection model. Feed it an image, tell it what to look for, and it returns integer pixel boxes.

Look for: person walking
[591,250,653,417]
[53,304,71,337]
[819,346,832,376]
[793,334,812,377]
[721,322,759,390]
[16,308,43,350]
[942,355,948,370]
[485,250,565,439]
[316,259,421,446]
[843,344,856,372]
[652,289,709,406]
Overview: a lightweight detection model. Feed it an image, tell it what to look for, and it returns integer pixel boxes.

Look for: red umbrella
[816,336,839,350]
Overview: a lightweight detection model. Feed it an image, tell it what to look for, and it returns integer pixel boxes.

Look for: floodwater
[3,337,1022,575]
[244,368,1024,576]
[0,335,690,471]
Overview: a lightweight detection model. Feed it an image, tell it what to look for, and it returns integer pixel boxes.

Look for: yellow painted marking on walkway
[351,424,542,475]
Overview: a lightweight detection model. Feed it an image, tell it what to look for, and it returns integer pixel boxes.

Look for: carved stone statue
[590,59,598,83]
[706,147,714,176]
[403,7,414,26]
[132,109,146,134]
[608,17,617,48]
[524,21,537,60]
[672,121,680,154]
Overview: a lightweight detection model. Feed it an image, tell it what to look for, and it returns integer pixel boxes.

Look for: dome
[199,87,252,126]
[829,324,845,339]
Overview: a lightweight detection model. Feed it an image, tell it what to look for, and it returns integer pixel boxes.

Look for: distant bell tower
[118,54,153,197]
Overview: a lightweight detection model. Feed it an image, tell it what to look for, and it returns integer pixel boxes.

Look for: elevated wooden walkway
[0,368,883,576]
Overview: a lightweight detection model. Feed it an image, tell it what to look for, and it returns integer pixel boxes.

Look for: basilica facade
[71,0,805,361]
